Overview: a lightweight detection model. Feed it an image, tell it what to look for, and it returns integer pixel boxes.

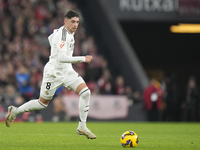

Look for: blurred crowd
[0,0,199,122]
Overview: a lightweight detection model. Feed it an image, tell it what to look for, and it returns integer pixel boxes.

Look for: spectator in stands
[97,69,113,95]
[0,72,8,88]
[164,73,182,121]
[29,66,43,98]
[124,85,142,106]
[112,75,125,95]
[182,76,200,122]
[15,65,34,102]
[3,85,23,107]
[81,36,96,56]
[143,78,165,121]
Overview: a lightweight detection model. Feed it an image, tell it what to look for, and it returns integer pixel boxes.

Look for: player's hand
[85,55,93,63]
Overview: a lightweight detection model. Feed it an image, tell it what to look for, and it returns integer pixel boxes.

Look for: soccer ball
[120,131,139,148]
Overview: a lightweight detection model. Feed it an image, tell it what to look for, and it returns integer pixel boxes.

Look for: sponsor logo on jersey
[60,43,65,49]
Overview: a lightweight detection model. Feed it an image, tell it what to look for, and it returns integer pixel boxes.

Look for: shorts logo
[45,90,49,95]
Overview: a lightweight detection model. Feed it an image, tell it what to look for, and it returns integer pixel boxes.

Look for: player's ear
[64,18,67,24]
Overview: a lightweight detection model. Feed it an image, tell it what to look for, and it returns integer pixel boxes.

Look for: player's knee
[79,88,91,99]
[39,96,50,106]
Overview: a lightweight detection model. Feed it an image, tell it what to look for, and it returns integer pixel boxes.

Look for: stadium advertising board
[119,0,177,12]
[62,95,129,120]
[102,0,200,22]
[178,0,200,16]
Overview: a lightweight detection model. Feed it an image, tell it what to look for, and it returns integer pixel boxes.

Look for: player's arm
[58,51,85,63]
[58,51,93,64]
[57,45,93,64]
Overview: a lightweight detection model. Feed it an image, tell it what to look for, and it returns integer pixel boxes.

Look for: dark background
[120,21,200,91]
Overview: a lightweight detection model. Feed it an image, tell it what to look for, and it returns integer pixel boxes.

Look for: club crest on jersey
[45,90,49,95]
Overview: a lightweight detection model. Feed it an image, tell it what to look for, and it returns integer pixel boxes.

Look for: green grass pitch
[0,122,200,150]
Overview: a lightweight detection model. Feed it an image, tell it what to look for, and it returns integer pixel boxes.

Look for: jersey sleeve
[58,51,85,63]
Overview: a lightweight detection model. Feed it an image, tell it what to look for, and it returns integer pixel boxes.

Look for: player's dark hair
[64,10,79,19]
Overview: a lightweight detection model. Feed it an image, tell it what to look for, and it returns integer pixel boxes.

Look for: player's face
[64,17,79,34]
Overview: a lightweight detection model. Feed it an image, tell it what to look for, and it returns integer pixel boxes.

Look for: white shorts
[40,66,85,100]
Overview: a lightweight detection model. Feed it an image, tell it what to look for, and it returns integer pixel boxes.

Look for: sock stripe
[38,100,47,108]
[79,88,89,96]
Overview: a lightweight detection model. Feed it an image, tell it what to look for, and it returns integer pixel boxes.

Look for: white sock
[78,121,86,129]
[78,87,90,129]
[14,99,48,115]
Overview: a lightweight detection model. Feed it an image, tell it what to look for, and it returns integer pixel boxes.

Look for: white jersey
[40,26,86,99]
[44,26,85,79]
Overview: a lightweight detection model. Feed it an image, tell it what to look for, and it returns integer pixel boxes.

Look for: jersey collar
[63,26,74,35]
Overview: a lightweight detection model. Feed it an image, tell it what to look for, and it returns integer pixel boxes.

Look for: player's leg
[67,78,96,139]
[5,76,59,127]
[76,83,96,139]
[76,83,90,127]
[5,97,50,127]
[16,96,50,114]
